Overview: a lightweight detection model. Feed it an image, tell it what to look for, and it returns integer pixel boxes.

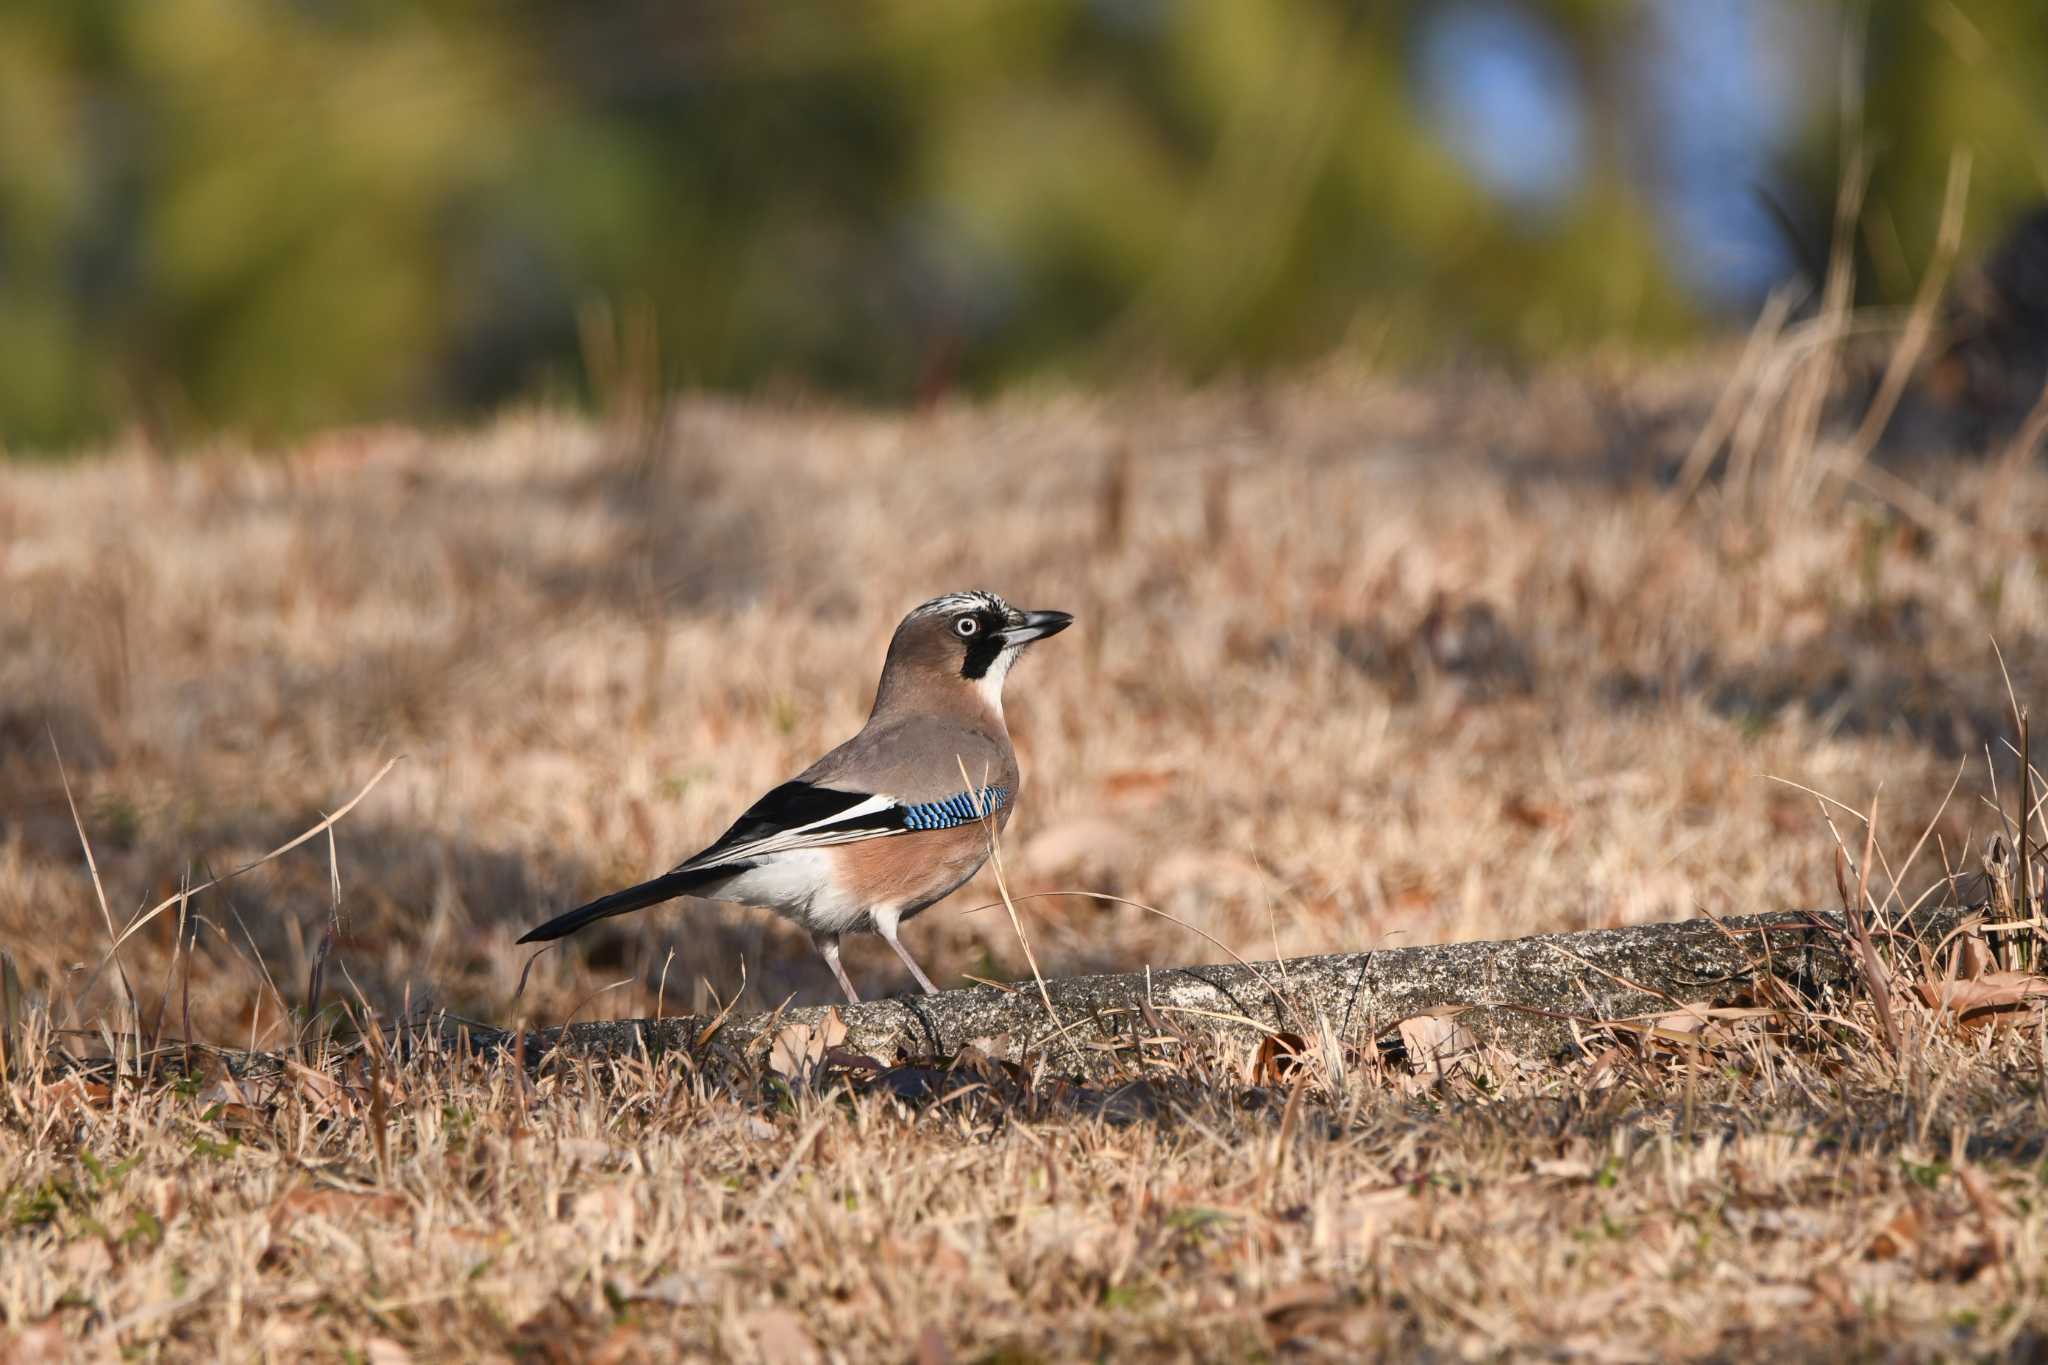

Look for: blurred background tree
[0,0,2039,451]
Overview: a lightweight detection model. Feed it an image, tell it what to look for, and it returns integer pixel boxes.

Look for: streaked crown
[907,589,1017,625]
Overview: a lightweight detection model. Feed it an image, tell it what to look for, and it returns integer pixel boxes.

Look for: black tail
[517,865,732,944]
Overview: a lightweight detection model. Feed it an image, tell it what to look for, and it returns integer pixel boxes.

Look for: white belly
[710,851,869,935]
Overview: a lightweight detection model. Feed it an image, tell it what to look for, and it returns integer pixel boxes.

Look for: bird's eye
[954,616,980,638]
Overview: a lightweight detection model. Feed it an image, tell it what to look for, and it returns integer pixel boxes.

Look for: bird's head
[874,590,1073,717]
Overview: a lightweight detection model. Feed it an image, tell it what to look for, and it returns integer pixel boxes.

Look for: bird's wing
[678,780,1011,869]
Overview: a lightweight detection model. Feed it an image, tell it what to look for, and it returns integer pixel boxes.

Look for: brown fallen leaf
[731,1308,822,1365]
[1866,1206,1921,1261]
[0,1321,68,1364]
[364,1339,413,1365]
[285,1059,354,1115]
[1502,793,1569,831]
[1916,971,2048,1024]
[1260,1280,1350,1346]
[766,1007,848,1083]
[1606,1003,1780,1052]
[50,1077,112,1111]
[193,1075,252,1111]
[1251,1031,1307,1086]
[1395,1008,1476,1079]
[271,1185,406,1228]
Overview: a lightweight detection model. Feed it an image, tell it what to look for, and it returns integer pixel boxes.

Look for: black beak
[1008,608,1074,643]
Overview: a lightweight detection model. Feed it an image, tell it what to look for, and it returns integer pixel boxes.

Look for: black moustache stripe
[960,633,1005,679]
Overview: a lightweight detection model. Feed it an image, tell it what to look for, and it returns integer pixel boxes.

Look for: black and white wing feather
[516,781,1010,943]
[678,782,911,869]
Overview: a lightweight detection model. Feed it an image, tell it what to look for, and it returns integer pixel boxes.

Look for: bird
[518,590,1073,1003]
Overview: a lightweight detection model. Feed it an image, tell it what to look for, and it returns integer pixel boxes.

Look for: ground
[3,360,2047,1359]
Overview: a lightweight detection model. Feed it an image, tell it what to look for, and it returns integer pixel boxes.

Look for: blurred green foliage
[0,0,2040,450]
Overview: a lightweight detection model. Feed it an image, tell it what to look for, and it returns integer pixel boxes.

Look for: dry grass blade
[302,826,344,1048]
[103,756,401,961]
[0,951,13,1080]
[961,890,1286,1004]
[1995,373,2048,471]
[48,730,139,1029]
[1849,789,1903,1058]
[2023,706,2035,932]
[1670,286,1798,509]
[959,756,1059,1031]
[1844,148,1972,459]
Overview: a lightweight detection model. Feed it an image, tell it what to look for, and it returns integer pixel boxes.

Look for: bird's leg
[873,911,939,995]
[813,933,860,1005]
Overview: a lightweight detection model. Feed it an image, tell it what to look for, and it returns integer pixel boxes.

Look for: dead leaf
[1866,1206,1921,1261]
[194,1075,250,1110]
[50,1077,112,1111]
[1647,1003,1713,1041]
[1395,1008,1476,1079]
[1502,793,1569,831]
[1252,1032,1307,1086]
[272,1186,406,1228]
[766,1008,848,1084]
[284,1060,353,1115]
[1581,1044,1627,1090]
[0,1321,68,1364]
[1260,1280,1349,1345]
[1604,1003,1780,1053]
[1917,971,2048,1024]
[731,1308,821,1365]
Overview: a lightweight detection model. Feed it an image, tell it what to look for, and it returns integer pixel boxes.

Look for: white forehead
[908,590,1011,621]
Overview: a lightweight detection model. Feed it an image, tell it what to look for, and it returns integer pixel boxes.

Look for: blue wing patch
[900,785,1011,831]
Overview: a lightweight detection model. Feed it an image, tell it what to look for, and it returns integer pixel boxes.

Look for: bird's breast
[829,822,1000,921]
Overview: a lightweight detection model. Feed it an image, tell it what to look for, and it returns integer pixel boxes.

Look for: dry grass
[6,360,2048,1358]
